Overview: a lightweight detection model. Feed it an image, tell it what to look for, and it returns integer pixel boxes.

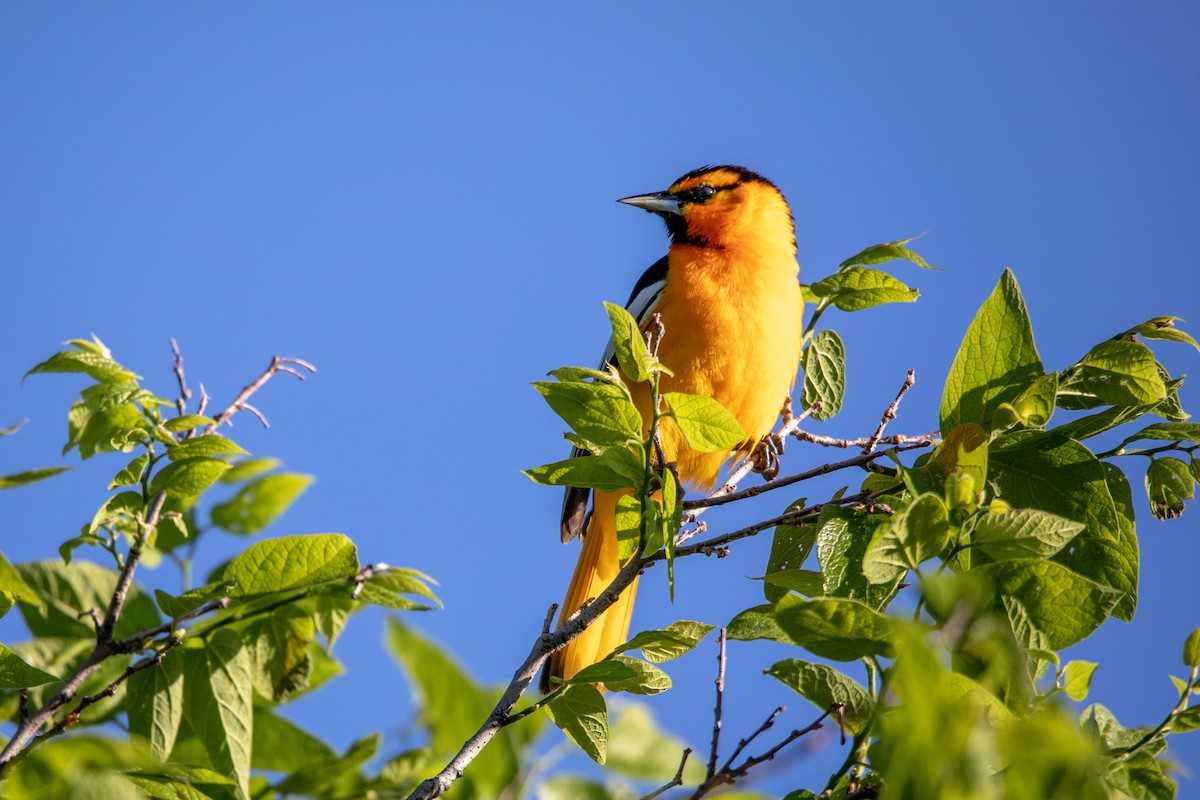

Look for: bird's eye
[694,184,716,201]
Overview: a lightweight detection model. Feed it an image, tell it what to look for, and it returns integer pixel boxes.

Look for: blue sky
[2,4,1198,795]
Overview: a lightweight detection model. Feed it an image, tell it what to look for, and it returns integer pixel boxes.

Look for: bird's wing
[559,256,669,543]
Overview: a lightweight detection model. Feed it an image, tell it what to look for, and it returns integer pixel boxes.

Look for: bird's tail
[545,491,640,690]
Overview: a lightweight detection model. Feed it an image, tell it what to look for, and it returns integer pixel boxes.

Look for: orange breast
[634,238,804,491]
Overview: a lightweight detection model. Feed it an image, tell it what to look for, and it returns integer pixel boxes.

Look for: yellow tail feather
[547,491,640,686]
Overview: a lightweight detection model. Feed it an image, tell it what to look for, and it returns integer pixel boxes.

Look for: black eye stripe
[675,182,732,204]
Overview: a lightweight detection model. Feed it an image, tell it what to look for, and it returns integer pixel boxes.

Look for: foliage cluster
[1,241,1198,799]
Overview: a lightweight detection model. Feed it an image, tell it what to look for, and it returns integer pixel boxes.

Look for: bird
[545,165,805,689]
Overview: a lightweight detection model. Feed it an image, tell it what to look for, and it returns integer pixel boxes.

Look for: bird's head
[618,165,795,253]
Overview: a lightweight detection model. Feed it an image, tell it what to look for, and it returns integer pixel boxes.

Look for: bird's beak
[617,191,682,217]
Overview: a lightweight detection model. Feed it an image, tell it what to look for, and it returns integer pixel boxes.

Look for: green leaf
[533,380,642,447]
[0,465,71,489]
[1063,660,1099,702]
[243,606,315,701]
[218,457,280,483]
[0,642,60,688]
[386,619,520,792]
[726,604,797,644]
[26,348,141,383]
[773,594,896,661]
[614,494,642,564]
[800,329,845,421]
[606,702,704,783]
[273,733,381,797]
[219,534,358,597]
[922,423,988,495]
[523,446,643,493]
[1064,339,1166,408]
[940,269,1044,433]
[1120,421,1200,448]
[604,301,653,382]
[15,559,160,639]
[1080,703,1154,753]
[534,776,610,800]
[1125,315,1200,352]
[990,431,1138,621]
[809,266,919,311]
[1145,457,1194,520]
[766,659,874,734]
[662,466,680,599]
[154,582,230,619]
[994,373,1059,431]
[756,569,824,596]
[840,236,938,270]
[763,502,815,603]
[1106,750,1175,800]
[149,457,231,499]
[210,473,314,534]
[164,415,215,433]
[612,620,715,663]
[662,391,746,452]
[1050,403,1157,442]
[568,655,671,694]
[127,649,185,759]
[1183,627,1200,667]
[862,493,951,584]
[181,628,253,799]
[0,419,28,436]
[815,505,897,606]
[1173,705,1200,733]
[973,508,1086,560]
[355,567,440,611]
[250,707,336,772]
[546,683,608,764]
[974,559,1121,649]
[166,434,247,462]
[110,453,149,490]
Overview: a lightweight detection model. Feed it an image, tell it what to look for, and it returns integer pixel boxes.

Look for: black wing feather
[559,256,669,543]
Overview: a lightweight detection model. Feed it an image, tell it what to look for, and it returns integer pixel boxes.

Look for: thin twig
[541,603,559,636]
[404,548,647,800]
[684,444,927,513]
[169,337,192,417]
[861,369,916,455]
[45,637,183,738]
[641,748,693,800]
[707,629,727,779]
[792,430,940,449]
[693,402,821,521]
[687,705,840,799]
[202,356,316,434]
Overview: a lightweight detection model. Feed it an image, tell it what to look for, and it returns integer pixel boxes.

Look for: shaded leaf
[128,649,185,759]
[546,683,608,763]
[801,329,845,421]
[766,659,873,733]
[0,642,60,688]
[773,594,895,661]
[181,628,253,799]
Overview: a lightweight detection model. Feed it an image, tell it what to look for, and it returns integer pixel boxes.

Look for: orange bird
[546,165,805,686]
